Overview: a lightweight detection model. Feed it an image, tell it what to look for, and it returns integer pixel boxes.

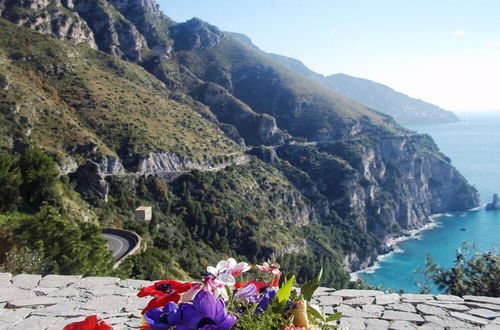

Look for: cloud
[453,31,465,35]
[486,41,500,48]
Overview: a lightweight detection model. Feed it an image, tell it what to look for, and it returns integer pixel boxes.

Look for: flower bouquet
[64,258,341,330]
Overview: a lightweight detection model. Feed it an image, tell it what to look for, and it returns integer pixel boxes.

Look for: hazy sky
[157,1,500,112]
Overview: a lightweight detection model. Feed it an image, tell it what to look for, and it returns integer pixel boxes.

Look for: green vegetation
[420,244,500,297]
[0,148,114,276]
[0,18,238,164]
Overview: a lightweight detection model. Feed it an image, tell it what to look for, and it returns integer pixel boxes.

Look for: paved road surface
[102,229,139,261]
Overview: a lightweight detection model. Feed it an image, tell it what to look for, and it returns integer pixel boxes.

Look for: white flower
[207,257,251,277]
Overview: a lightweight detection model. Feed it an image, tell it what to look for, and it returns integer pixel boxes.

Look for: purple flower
[176,290,237,330]
[144,301,181,329]
[234,284,259,303]
[256,287,276,314]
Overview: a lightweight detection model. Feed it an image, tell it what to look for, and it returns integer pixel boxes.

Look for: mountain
[325,74,460,125]
[264,52,460,125]
[0,0,479,286]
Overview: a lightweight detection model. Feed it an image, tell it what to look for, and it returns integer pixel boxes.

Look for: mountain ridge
[0,0,479,286]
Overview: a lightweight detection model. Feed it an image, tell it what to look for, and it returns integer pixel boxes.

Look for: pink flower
[256,262,282,276]
[256,262,282,287]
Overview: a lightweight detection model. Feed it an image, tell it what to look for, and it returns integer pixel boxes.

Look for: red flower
[63,315,113,330]
[138,280,197,314]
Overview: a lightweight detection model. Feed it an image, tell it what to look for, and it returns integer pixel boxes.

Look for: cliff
[0,0,479,285]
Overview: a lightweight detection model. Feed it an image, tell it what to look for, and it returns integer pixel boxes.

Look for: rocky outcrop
[73,0,148,61]
[75,160,108,201]
[108,0,174,55]
[136,152,248,174]
[0,0,98,49]
[98,156,125,175]
[486,193,500,211]
[277,134,479,246]
[190,83,289,146]
[169,17,225,51]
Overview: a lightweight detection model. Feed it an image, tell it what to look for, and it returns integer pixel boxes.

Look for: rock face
[73,0,148,61]
[486,193,500,211]
[190,83,289,146]
[75,160,109,201]
[169,17,225,51]
[277,134,479,254]
[0,0,98,49]
[2,274,500,329]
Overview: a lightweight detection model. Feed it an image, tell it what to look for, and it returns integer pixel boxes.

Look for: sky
[157,1,500,112]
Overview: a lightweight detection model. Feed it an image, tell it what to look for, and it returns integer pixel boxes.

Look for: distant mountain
[325,74,460,125]
[264,53,460,125]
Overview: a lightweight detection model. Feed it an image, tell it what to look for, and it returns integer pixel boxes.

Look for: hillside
[326,73,460,125]
[265,52,460,125]
[0,0,479,287]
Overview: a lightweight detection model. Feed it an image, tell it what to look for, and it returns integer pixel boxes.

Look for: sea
[356,112,500,293]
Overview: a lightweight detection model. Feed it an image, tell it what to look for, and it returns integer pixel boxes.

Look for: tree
[13,204,113,275]
[18,147,60,209]
[423,244,500,297]
[0,153,21,212]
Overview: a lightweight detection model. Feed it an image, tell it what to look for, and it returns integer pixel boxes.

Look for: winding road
[102,229,140,262]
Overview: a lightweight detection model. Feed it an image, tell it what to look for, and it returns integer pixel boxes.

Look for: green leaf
[273,275,295,312]
[300,268,323,301]
[325,312,342,323]
[307,303,325,322]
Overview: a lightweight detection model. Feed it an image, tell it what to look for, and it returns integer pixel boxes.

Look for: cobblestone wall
[0,273,499,329]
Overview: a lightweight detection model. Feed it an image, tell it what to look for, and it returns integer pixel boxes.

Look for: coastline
[350,214,444,282]
[350,205,485,282]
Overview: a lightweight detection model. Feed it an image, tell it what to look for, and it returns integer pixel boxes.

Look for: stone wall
[0,273,499,329]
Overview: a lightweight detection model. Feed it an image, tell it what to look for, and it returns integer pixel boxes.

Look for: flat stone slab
[449,311,490,326]
[74,277,121,290]
[401,294,435,303]
[466,301,500,311]
[332,289,385,297]
[387,303,417,313]
[388,320,418,329]
[317,295,342,306]
[118,279,153,289]
[426,301,470,312]
[38,275,82,288]
[0,286,37,303]
[6,296,61,308]
[12,274,41,289]
[335,304,373,318]
[362,304,385,317]
[0,273,12,287]
[376,293,401,305]
[344,296,375,306]
[418,322,445,330]
[365,318,390,329]
[464,295,500,305]
[467,308,500,319]
[80,295,129,314]
[381,310,424,323]
[340,317,366,329]
[423,314,475,328]
[415,304,447,316]
[434,294,464,302]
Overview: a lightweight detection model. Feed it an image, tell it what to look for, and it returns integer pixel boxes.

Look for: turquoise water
[358,113,500,293]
